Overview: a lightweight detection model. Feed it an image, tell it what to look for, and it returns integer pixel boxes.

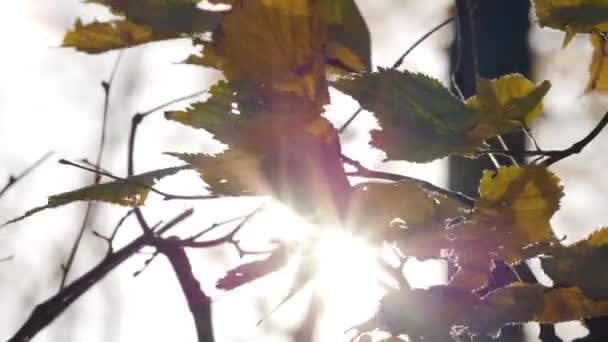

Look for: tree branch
[60,51,124,289]
[8,209,192,342]
[342,155,475,207]
[0,151,53,199]
[541,110,608,167]
[127,98,215,342]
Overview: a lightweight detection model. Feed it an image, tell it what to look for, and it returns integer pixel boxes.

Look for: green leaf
[3,166,187,226]
[465,74,551,140]
[62,19,175,53]
[164,81,243,144]
[542,227,608,300]
[333,68,480,162]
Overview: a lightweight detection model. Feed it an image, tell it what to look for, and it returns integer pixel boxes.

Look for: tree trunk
[449,1,530,341]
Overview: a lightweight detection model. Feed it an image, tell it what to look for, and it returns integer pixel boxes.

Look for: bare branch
[0,151,53,199]
[341,154,475,207]
[8,209,192,342]
[61,51,124,289]
[542,110,608,167]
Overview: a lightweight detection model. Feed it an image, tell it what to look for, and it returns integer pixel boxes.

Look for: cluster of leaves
[8,0,608,341]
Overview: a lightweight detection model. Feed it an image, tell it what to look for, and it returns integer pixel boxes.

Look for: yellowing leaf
[541,227,608,300]
[197,0,327,99]
[62,19,169,53]
[466,74,551,140]
[164,81,243,144]
[476,165,563,253]
[531,0,608,44]
[588,32,608,92]
[167,149,267,196]
[188,0,370,99]
[333,68,480,162]
[3,166,187,226]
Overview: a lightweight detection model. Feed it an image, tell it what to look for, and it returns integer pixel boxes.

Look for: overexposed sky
[1,1,606,342]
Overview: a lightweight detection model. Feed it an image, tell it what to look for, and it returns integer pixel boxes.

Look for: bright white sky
[1,1,606,342]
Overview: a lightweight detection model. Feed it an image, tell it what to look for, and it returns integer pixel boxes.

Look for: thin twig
[60,51,124,289]
[0,255,14,263]
[341,155,475,207]
[338,15,456,134]
[165,203,268,257]
[542,110,608,166]
[392,15,456,69]
[140,88,211,119]
[92,209,135,255]
[0,151,53,199]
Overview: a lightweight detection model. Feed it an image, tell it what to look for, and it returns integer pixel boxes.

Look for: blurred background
[1,0,607,341]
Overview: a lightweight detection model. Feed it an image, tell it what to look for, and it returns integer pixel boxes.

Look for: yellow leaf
[199,0,328,99]
[466,74,551,140]
[63,19,165,53]
[188,0,370,98]
[474,165,563,262]
[588,32,608,92]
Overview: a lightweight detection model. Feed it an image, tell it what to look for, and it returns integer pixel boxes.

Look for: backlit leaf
[531,0,608,46]
[167,149,266,196]
[3,166,187,225]
[465,74,551,139]
[474,165,563,261]
[347,180,465,256]
[333,68,480,162]
[357,283,608,340]
[588,32,608,92]
[63,19,171,53]
[187,0,370,98]
[194,0,328,98]
[164,81,243,144]
[541,227,608,300]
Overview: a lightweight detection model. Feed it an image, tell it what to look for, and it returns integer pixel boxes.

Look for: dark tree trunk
[449,1,543,341]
